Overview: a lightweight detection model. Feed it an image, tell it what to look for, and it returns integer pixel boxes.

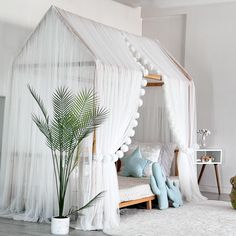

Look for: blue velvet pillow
[121,147,150,177]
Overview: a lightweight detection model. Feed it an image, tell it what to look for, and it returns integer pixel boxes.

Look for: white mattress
[118,175,180,202]
[118,176,153,202]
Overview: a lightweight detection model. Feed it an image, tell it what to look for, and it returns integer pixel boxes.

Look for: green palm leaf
[28,85,108,218]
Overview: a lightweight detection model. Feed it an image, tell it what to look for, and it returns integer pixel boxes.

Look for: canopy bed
[0,5,205,233]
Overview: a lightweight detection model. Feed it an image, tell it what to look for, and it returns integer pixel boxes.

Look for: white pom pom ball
[125,137,132,145]
[135,112,140,119]
[121,145,129,153]
[116,150,124,158]
[129,129,135,137]
[140,89,145,96]
[138,99,143,107]
[112,154,119,162]
[132,120,138,127]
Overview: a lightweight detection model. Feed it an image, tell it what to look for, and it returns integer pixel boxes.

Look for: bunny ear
[166,178,174,188]
[230,177,234,185]
[165,179,170,187]
[165,183,170,191]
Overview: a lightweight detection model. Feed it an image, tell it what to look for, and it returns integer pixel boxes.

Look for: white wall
[0,0,142,97]
[0,97,5,157]
[0,0,141,34]
[143,14,186,65]
[142,2,236,194]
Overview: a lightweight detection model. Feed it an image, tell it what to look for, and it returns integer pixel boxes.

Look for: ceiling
[113,0,236,8]
[113,0,152,7]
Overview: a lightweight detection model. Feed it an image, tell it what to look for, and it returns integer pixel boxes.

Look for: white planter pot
[51,216,70,235]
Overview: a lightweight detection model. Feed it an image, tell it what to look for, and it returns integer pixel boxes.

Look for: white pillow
[127,141,162,163]
[158,143,177,177]
[123,141,161,177]
[143,161,154,177]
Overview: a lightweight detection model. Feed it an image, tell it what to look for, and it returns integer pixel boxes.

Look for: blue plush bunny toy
[150,163,183,209]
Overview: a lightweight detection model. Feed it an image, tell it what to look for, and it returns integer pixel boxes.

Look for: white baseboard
[199,184,231,194]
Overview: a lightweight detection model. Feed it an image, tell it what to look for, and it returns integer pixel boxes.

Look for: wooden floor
[0,192,229,236]
[202,191,230,201]
[0,217,105,236]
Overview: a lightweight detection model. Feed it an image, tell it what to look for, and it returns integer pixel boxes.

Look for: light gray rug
[105,200,236,236]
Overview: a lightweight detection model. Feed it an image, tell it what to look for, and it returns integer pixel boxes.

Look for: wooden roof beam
[144,74,162,80]
[144,74,164,86]
[147,82,164,87]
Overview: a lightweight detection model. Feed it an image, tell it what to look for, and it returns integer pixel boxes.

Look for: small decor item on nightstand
[200,155,214,163]
[197,129,211,147]
[230,176,236,209]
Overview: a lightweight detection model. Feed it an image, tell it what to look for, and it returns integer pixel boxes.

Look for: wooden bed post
[175,149,179,176]
[146,199,152,210]
[92,129,96,154]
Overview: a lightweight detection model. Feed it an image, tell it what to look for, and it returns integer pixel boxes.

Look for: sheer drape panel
[0,6,144,231]
[163,77,206,201]
[96,63,142,231]
[74,61,143,231]
[134,87,173,143]
[125,34,205,201]
[0,8,96,222]
[187,81,205,201]
[54,13,145,230]
[58,8,140,71]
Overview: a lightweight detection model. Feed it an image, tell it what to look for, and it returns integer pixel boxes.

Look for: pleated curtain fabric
[125,34,206,201]
[0,6,144,232]
[134,87,173,143]
[0,7,97,223]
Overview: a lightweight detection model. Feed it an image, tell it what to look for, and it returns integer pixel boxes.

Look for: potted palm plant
[28,86,108,235]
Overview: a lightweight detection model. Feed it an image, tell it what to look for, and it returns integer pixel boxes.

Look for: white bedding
[118,175,180,202]
[118,176,153,202]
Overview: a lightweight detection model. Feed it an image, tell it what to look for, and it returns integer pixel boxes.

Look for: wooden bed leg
[146,200,152,210]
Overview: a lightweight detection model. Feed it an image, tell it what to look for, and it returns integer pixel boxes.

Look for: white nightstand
[196,148,222,194]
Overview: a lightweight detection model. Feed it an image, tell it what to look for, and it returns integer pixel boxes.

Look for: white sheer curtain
[125,34,206,201]
[163,78,205,201]
[77,62,142,231]
[58,8,144,230]
[0,6,96,222]
[135,87,173,143]
[0,6,144,232]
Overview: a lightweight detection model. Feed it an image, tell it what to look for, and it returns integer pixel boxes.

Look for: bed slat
[119,195,155,209]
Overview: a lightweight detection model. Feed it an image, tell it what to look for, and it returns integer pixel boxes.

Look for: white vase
[51,216,70,235]
[201,134,206,147]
